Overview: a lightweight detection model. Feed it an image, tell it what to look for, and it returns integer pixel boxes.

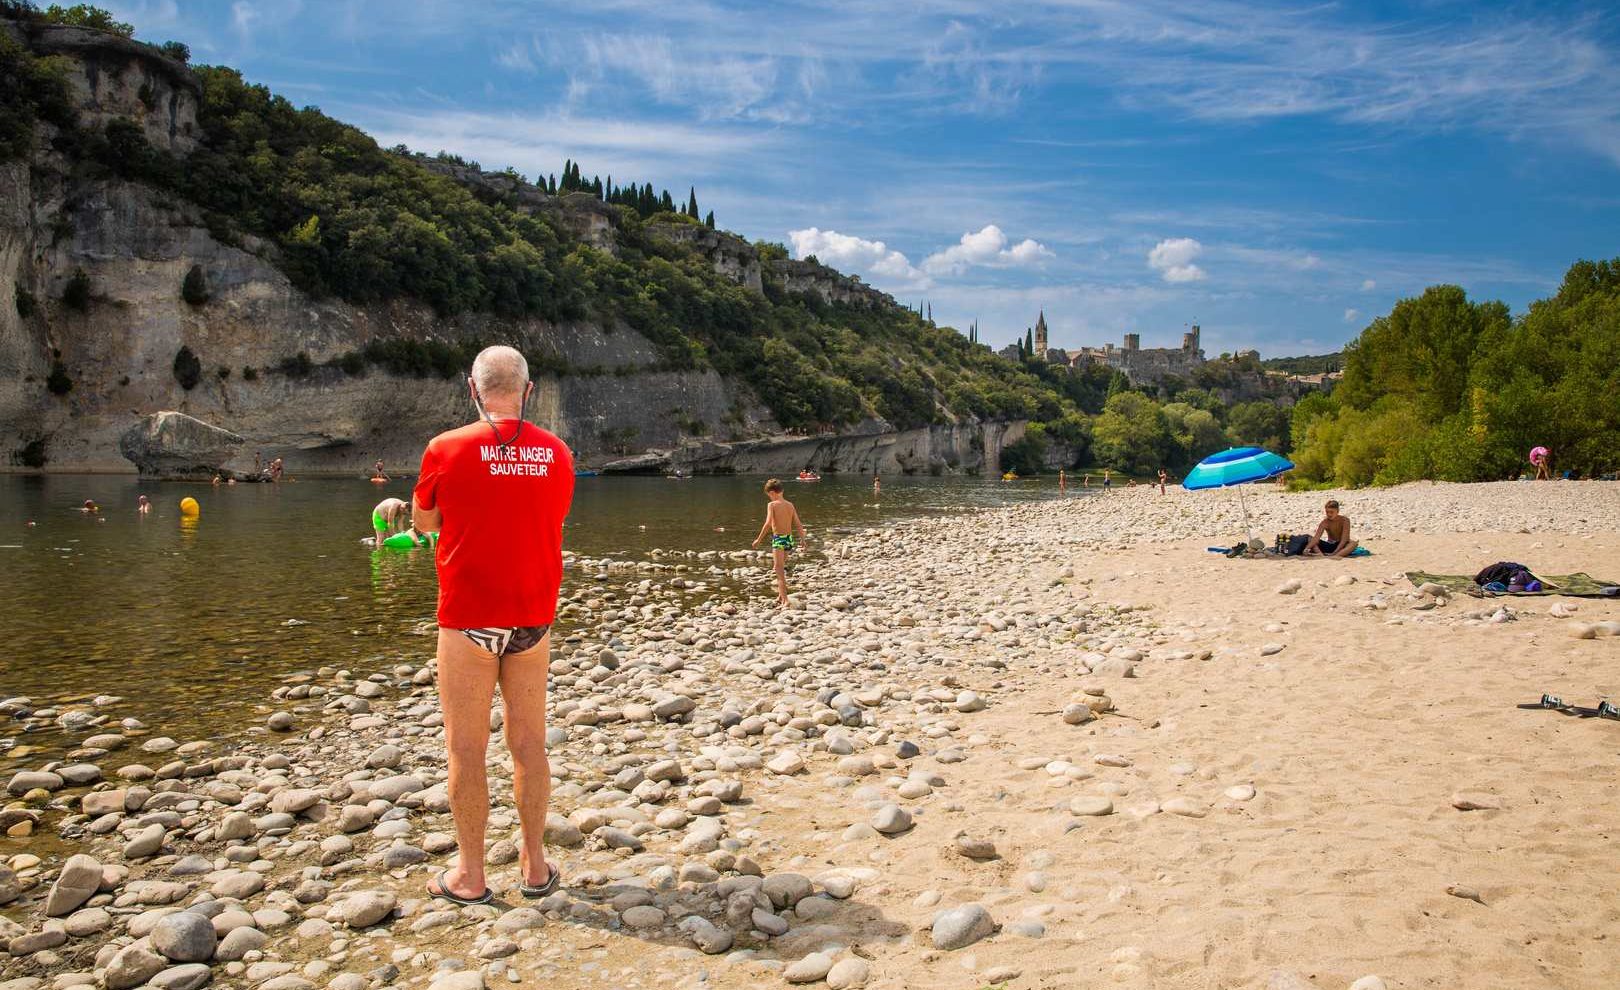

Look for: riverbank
[3,481,1618,990]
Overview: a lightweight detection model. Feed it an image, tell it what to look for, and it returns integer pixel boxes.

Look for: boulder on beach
[118,411,245,480]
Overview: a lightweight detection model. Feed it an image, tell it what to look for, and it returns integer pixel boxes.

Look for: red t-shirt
[413,419,575,628]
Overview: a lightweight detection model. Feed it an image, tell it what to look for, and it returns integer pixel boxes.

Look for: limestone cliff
[0,20,1020,477]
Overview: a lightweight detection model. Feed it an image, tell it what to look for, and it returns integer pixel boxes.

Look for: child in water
[751,478,807,607]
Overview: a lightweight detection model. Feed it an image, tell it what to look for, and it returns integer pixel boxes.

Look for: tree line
[1287,260,1619,486]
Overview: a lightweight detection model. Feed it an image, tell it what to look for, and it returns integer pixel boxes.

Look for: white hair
[470,345,529,398]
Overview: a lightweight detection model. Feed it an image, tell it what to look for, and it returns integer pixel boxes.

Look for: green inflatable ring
[381,530,437,549]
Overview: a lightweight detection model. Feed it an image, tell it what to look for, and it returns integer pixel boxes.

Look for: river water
[0,473,1074,771]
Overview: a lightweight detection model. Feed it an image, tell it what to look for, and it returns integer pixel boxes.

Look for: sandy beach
[3,480,1618,990]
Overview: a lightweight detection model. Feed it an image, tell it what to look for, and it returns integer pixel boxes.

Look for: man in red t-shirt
[412,345,575,905]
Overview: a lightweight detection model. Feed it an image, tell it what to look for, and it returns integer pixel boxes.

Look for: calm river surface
[0,473,1074,769]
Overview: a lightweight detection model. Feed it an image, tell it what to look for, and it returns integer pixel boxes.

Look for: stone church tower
[1034,310,1049,355]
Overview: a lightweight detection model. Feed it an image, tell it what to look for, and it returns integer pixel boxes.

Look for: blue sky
[106,0,1620,357]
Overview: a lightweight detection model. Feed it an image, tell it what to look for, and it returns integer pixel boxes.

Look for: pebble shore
[3,480,1618,990]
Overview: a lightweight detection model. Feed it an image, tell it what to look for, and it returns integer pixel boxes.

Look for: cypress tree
[547,173,557,195]
[704,210,715,229]
[686,187,699,218]
[591,176,603,198]
[641,183,655,215]
[660,189,675,213]
[1025,328,1034,353]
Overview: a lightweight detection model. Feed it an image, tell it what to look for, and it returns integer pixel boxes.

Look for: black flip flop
[519,862,561,899]
[428,869,493,906]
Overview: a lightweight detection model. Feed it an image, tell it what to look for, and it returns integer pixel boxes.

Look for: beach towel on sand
[1407,571,1620,598]
[1209,545,1371,558]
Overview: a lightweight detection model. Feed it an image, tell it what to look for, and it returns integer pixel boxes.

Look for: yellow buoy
[179,496,200,517]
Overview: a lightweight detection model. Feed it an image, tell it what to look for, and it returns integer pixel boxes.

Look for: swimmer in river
[81,499,99,514]
[751,478,807,607]
[371,497,410,542]
[211,474,221,486]
[373,458,390,482]
[137,495,151,514]
[270,457,284,482]
[873,473,882,499]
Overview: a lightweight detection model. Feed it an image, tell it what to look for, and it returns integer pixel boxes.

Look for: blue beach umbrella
[1183,446,1295,548]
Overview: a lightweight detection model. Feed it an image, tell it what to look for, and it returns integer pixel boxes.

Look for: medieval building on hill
[999,310,1208,386]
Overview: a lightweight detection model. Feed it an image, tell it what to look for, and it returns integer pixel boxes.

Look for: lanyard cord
[471,383,529,452]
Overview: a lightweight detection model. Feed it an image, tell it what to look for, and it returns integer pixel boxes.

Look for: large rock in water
[119,412,245,478]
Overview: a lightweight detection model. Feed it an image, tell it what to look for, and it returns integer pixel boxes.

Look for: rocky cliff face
[0,23,1016,477]
[766,259,893,308]
[3,21,200,154]
[602,420,1022,477]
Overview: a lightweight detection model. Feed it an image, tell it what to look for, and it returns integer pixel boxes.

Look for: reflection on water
[0,472,1072,766]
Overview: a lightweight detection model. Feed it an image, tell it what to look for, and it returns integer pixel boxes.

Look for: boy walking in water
[752,478,807,606]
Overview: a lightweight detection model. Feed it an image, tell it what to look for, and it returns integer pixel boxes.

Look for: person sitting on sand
[752,478,807,607]
[371,497,410,541]
[1304,499,1358,558]
[413,345,575,906]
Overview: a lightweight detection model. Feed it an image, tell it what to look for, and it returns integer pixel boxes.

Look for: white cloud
[788,228,927,286]
[1343,308,1361,322]
[1361,278,1377,291]
[1147,237,1206,283]
[921,224,1053,276]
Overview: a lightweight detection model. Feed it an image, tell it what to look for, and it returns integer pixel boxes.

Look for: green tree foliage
[1092,392,1171,474]
[172,345,202,389]
[42,4,133,35]
[1261,352,1341,375]
[1226,400,1290,450]
[0,28,76,163]
[1337,285,1510,420]
[1290,261,1620,485]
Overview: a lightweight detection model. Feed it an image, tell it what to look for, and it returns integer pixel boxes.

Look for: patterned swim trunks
[770,534,797,552]
[455,625,551,658]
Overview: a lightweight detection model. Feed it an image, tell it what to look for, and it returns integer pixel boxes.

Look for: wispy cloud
[345,105,779,189]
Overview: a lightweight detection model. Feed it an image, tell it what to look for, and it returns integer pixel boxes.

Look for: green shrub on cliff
[181,264,209,305]
[13,283,35,316]
[46,359,72,395]
[61,268,90,310]
[172,345,202,389]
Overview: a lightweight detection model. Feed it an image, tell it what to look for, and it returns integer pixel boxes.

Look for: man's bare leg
[435,629,499,900]
[1334,539,1359,558]
[773,548,789,605]
[499,635,554,887]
